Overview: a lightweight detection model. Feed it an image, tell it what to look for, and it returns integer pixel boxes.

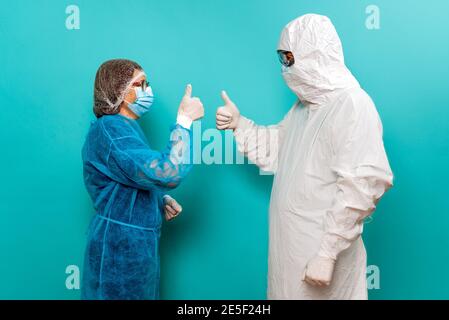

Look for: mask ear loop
[119,71,147,107]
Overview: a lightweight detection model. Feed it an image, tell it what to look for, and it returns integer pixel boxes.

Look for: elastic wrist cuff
[176,114,193,129]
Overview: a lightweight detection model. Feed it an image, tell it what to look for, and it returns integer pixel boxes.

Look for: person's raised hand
[216,90,240,130]
[178,84,204,122]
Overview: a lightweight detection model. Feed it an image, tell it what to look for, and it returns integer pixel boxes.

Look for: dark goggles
[277,50,295,67]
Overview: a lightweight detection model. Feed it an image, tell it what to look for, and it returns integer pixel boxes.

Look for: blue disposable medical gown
[81,114,192,300]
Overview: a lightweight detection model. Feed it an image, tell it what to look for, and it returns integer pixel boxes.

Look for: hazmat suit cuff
[162,194,173,203]
[233,116,252,151]
[233,116,252,134]
[318,233,351,261]
[316,251,337,261]
[176,114,193,129]
[237,116,252,130]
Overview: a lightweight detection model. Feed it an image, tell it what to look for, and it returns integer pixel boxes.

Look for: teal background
[0,0,448,299]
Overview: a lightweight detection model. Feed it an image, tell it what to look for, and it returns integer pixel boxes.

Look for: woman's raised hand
[178,84,204,122]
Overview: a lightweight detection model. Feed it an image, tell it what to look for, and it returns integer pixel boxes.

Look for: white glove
[177,84,204,128]
[302,255,336,287]
[163,195,182,221]
[215,90,240,130]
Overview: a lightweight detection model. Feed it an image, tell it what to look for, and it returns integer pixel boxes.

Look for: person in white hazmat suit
[215,14,393,300]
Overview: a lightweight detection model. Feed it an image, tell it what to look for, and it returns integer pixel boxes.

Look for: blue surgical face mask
[125,85,154,118]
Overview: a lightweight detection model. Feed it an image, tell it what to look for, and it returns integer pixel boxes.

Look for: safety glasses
[132,80,150,91]
[277,50,295,67]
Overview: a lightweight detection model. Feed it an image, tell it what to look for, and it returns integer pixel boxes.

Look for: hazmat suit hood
[278,14,360,105]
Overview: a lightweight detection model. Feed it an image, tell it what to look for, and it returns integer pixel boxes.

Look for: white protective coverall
[233,14,393,299]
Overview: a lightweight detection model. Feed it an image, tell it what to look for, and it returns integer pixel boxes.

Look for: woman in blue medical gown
[81,59,204,299]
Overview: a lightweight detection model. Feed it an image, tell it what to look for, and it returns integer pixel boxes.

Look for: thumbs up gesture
[178,84,204,122]
[216,90,240,130]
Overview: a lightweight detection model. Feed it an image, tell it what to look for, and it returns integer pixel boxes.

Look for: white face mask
[281,65,290,74]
